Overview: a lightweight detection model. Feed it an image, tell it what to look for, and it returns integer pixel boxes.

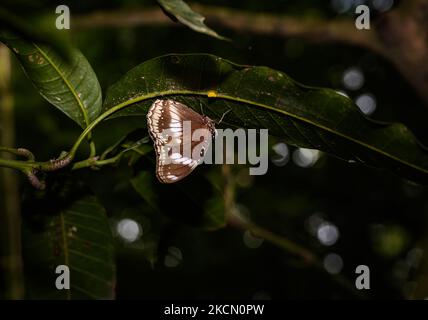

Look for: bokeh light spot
[292,148,320,168]
[164,246,183,268]
[371,224,409,258]
[243,230,264,249]
[331,0,354,13]
[355,93,377,115]
[271,142,289,167]
[343,67,364,90]
[306,213,325,235]
[117,218,141,243]
[323,253,344,274]
[372,0,394,12]
[317,223,340,246]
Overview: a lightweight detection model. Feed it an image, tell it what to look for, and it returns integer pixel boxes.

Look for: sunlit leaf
[157,0,229,41]
[103,54,428,184]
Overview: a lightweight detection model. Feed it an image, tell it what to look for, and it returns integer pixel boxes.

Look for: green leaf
[0,33,102,128]
[102,54,428,184]
[23,195,115,299]
[157,0,229,41]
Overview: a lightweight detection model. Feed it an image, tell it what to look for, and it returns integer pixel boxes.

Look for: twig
[71,5,381,53]
[221,164,363,298]
[0,147,35,161]
[73,3,428,106]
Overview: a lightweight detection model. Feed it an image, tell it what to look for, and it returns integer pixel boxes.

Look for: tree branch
[0,44,25,299]
[221,164,363,298]
[73,3,428,106]
[73,5,381,52]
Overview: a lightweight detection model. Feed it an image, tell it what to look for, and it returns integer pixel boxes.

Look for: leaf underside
[103,54,428,184]
[23,195,115,300]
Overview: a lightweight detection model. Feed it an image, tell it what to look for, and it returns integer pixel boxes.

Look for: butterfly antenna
[217,109,232,125]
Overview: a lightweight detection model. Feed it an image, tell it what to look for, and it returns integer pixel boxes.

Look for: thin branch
[221,164,363,298]
[73,7,170,29]
[73,4,428,106]
[0,147,34,161]
[72,5,384,54]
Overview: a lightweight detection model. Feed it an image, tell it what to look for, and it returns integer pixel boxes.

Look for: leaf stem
[68,101,131,158]
[71,153,122,170]
[0,158,29,171]
[0,147,34,161]
[88,139,97,158]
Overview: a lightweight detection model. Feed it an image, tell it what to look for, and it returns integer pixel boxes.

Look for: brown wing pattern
[147,99,215,183]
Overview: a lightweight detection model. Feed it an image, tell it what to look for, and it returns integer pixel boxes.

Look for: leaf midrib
[105,90,428,175]
[33,44,90,127]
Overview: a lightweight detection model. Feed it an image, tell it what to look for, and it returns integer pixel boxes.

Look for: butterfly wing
[147,99,215,183]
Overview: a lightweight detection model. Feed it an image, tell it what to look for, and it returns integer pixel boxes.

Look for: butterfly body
[147,99,216,183]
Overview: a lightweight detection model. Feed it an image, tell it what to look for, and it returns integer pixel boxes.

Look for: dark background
[5,0,428,299]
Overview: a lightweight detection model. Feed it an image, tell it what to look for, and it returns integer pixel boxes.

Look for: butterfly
[147,99,217,183]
